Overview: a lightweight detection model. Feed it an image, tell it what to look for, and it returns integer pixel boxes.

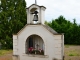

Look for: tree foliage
[46,15,80,45]
[0,0,27,49]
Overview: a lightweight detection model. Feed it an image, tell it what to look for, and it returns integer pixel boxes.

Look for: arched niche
[29,4,40,11]
[30,7,39,24]
[25,34,45,55]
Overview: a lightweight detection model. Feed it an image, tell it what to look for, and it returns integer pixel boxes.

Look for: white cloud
[26,0,80,24]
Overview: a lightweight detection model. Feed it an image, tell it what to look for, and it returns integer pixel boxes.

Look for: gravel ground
[0,53,12,60]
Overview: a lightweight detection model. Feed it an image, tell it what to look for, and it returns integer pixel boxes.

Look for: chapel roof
[27,4,46,9]
[42,25,58,34]
[15,24,61,35]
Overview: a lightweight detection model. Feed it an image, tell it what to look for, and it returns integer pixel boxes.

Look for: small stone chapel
[13,1,64,60]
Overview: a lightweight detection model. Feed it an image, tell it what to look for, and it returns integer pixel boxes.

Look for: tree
[0,0,27,49]
[46,15,80,45]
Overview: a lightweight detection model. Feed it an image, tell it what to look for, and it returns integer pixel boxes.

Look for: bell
[33,14,38,21]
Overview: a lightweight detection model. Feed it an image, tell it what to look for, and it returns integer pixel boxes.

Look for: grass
[65,45,80,56]
[65,45,70,48]
[68,50,80,56]
[64,45,80,60]
[0,49,12,56]
[0,45,80,60]
[69,53,80,56]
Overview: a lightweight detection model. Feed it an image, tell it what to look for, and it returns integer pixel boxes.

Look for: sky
[26,0,80,24]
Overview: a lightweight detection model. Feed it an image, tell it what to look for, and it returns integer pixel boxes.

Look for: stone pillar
[13,34,18,55]
[61,33,64,60]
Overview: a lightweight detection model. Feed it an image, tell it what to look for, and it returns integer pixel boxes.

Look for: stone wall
[54,35,64,60]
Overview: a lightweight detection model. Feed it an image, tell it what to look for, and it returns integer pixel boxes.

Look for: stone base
[13,55,19,60]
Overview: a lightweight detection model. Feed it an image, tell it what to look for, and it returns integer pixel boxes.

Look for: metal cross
[35,0,37,4]
[36,44,39,50]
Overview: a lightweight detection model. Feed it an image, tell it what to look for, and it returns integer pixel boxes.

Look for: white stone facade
[13,4,64,60]
[13,25,64,60]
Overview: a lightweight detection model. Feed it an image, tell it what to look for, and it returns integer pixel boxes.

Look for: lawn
[0,45,80,60]
[0,50,12,60]
[64,45,80,60]
[0,50,12,56]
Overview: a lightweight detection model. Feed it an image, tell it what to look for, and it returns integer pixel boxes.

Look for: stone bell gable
[27,4,46,24]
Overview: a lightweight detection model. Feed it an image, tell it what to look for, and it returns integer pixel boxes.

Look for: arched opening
[30,8,39,24]
[26,35,44,55]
